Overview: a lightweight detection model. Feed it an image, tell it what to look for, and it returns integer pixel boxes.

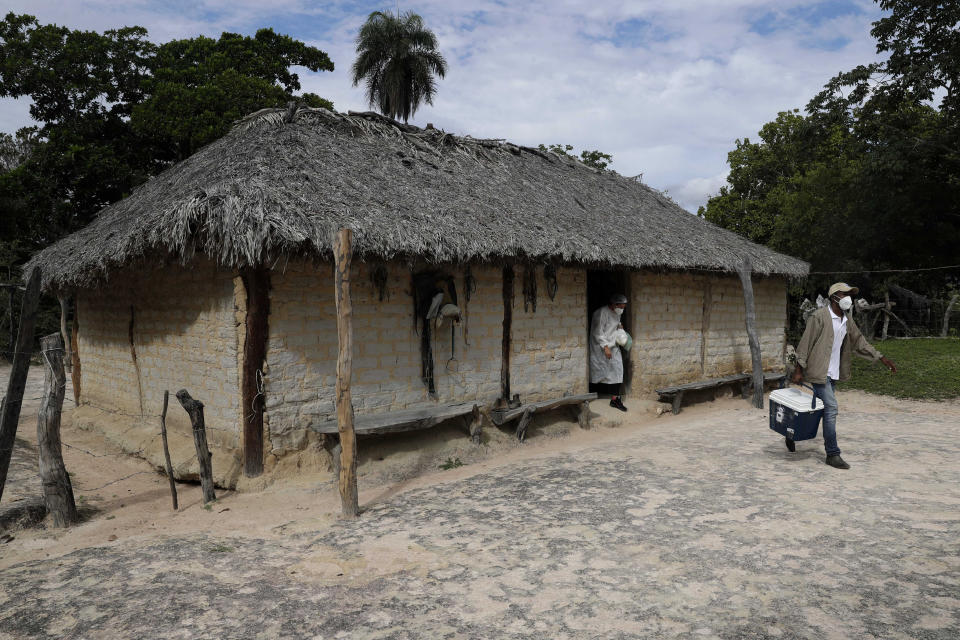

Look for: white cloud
[0,0,886,211]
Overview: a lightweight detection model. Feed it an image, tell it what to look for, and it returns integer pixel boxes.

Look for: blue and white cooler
[769,386,824,447]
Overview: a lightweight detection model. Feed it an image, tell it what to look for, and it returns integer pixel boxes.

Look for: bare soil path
[1,364,959,639]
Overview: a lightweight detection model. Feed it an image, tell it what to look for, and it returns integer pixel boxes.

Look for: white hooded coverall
[589,305,623,384]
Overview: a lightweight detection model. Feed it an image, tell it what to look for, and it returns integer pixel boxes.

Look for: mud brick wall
[75,258,242,449]
[509,266,588,401]
[263,260,588,454]
[628,271,786,392]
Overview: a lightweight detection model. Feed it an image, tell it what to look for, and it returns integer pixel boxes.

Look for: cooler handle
[799,383,817,410]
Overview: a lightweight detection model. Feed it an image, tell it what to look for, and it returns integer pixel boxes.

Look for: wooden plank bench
[656,372,786,414]
[312,402,482,441]
[489,393,597,441]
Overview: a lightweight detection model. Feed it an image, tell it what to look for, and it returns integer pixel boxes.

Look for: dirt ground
[2,364,959,639]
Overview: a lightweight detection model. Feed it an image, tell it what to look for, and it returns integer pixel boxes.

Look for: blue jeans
[812,379,840,457]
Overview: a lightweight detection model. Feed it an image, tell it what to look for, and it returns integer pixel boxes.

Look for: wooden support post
[159,390,178,510]
[671,391,685,415]
[0,267,41,503]
[240,266,270,478]
[737,258,764,409]
[70,299,81,406]
[36,333,78,527]
[499,266,514,406]
[468,404,483,444]
[57,294,71,373]
[941,294,957,337]
[882,293,891,340]
[175,390,216,504]
[515,407,533,442]
[334,228,359,518]
[576,401,591,430]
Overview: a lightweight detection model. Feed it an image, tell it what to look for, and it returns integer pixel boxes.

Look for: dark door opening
[586,269,632,395]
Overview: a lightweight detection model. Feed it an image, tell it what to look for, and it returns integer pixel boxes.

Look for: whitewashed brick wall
[510,266,588,400]
[263,260,588,453]
[628,271,786,392]
[73,255,788,456]
[76,258,242,449]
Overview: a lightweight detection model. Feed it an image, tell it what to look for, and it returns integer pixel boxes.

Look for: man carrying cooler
[792,282,897,469]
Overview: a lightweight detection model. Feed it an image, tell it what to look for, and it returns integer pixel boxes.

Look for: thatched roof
[27,106,808,290]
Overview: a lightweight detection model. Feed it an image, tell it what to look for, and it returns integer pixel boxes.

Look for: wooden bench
[312,402,483,442]
[489,393,597,441]
[656,372,786,414]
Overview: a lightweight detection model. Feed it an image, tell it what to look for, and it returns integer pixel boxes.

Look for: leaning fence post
[36,333,79,527]
[737,257,764,409]
[159,390,178,510]
[175,390,215,504]
[0,267,42,503]
[942,294,958,337]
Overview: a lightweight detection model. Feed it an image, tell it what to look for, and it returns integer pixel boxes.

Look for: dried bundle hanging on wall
[522,264,537,312]
[369,263,389,301]
[544,264,558,300]
[411,270,459,395]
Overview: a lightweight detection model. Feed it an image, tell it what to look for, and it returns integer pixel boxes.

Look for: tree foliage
[351,11,447,123]
[0,13,334,270]
[537,143,613,170]
[700,0,960,298]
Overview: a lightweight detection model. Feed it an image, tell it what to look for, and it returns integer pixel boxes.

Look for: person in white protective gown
[590,293,629,411]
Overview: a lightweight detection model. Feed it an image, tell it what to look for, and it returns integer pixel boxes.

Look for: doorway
[586,269,633,395]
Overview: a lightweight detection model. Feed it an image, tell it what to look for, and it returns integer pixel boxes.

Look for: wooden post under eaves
[499,265,514,405]
[334,228,359,518]
[0,267,41,503]
[57,294,72,373]
[240,266,270,478]
[70,299,81,406]
[737,258,764,409]
[37,332,79,527]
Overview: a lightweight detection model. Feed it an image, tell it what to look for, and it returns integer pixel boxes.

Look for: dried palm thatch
[27,107,808,290]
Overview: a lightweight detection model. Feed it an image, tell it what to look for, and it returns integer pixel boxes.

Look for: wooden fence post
[159,390,178,510]
[0,267,42,502]
[737,258,764,409]
[334,228,359,518]
[36,333,79,527]
[942,295,958,337]
[175,390,216,504]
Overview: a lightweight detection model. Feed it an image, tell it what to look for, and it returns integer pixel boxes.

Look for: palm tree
[351,11,448,123]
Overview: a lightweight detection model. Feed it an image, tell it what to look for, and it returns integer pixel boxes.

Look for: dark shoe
[785,437,796,452]
[610,397,628,412]
[825,455,850,470]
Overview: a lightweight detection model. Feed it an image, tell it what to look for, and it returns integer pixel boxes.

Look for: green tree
[0,13,335,256]
[700,0,960,298]
[351,11,447,123]
[537,143,613,170]
[133,29,333,163]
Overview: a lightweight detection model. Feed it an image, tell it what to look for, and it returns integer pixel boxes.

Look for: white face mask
[615,307,624,317]
[836,296,853,311]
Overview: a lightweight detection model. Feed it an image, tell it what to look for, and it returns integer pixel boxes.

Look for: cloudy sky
[0,0,886,212]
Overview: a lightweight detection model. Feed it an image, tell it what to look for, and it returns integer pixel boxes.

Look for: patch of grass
[838,338,960,400]
[439,457,464,470]
[207,543,234,553]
